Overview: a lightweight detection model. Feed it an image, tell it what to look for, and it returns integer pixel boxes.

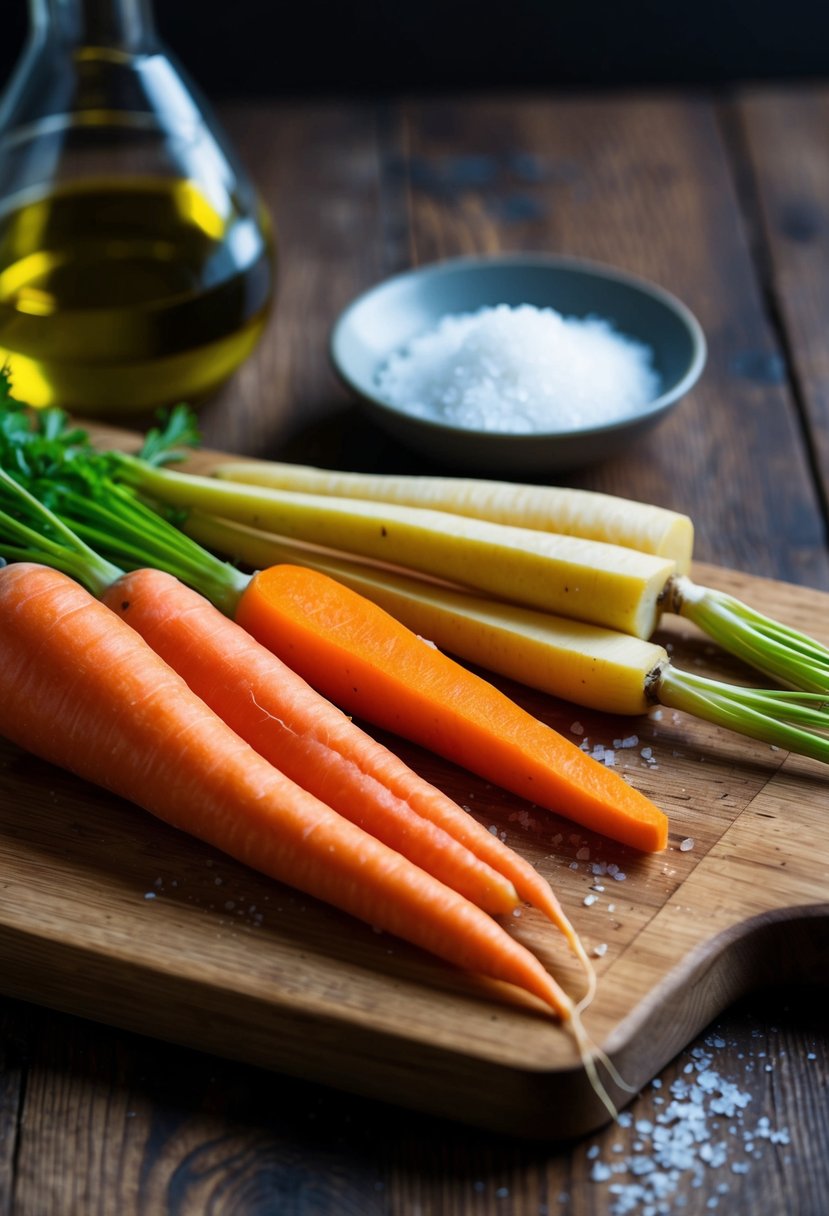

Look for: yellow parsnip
[126,463,677,640]
[215,460,695,572]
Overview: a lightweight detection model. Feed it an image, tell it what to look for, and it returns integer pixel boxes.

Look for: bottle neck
[30,0,158,51]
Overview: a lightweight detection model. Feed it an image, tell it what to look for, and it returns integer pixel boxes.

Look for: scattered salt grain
[376,304,659,433]
[571,721,585,735]
[583,893,598,907]
[584,1034,790,1214]
[593,942,608,957]
[680,838,696,852]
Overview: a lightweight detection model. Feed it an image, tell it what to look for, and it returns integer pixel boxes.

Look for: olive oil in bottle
[0,176,275,413]
[0,0,276,416]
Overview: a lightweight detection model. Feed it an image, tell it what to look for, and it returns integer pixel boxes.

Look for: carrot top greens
[0,380,248,615]
[1,372,829,765]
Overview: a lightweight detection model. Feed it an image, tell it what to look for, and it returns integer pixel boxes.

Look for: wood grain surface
[1,87,828,1215]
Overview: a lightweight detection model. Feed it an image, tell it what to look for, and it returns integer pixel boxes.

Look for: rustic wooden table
[2,86,828,1214]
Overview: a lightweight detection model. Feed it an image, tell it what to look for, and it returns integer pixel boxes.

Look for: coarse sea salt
[585,1037,792,1215]
[376,304,659,433]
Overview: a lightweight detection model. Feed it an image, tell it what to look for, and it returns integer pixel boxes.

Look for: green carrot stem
[53,486,247,616]
[0,469,120,596]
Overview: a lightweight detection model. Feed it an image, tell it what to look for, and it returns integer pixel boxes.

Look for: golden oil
[0,176,275,415]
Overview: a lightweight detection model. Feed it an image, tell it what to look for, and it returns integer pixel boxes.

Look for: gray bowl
[329,253,706,473]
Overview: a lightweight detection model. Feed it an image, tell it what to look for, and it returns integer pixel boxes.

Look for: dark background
[1,1,829,97]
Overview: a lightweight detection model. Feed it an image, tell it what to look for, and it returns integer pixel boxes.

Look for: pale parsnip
[214,461,695,573]
[123,462,677,640]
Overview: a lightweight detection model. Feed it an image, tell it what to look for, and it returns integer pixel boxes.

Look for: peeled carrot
[236,565,669,853]
[0,562,576,1018]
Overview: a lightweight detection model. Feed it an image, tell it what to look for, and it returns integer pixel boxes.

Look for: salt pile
[376,304,659,433]
[584,1035,792,1214]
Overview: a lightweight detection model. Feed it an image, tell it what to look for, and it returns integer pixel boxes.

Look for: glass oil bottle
[0,0,275,415]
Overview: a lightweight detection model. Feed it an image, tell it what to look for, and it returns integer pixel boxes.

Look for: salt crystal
[571,721,585,735]
[679,838,695,852]
[584,1034,790,1216]
[376,304,659,433]
[583,893,598,907]
[592,943,608,957]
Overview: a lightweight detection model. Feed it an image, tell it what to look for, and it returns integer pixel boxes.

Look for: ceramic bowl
[329,253,706,473]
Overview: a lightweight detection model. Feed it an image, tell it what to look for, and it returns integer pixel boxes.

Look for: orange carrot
[0,562,576,1019]
[101,567,519,917]
[0,459,594,979]
[101,568,592,984]
[235,565,669,853]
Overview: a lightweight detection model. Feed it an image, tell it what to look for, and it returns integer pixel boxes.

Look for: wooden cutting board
[1,440,827,1139]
